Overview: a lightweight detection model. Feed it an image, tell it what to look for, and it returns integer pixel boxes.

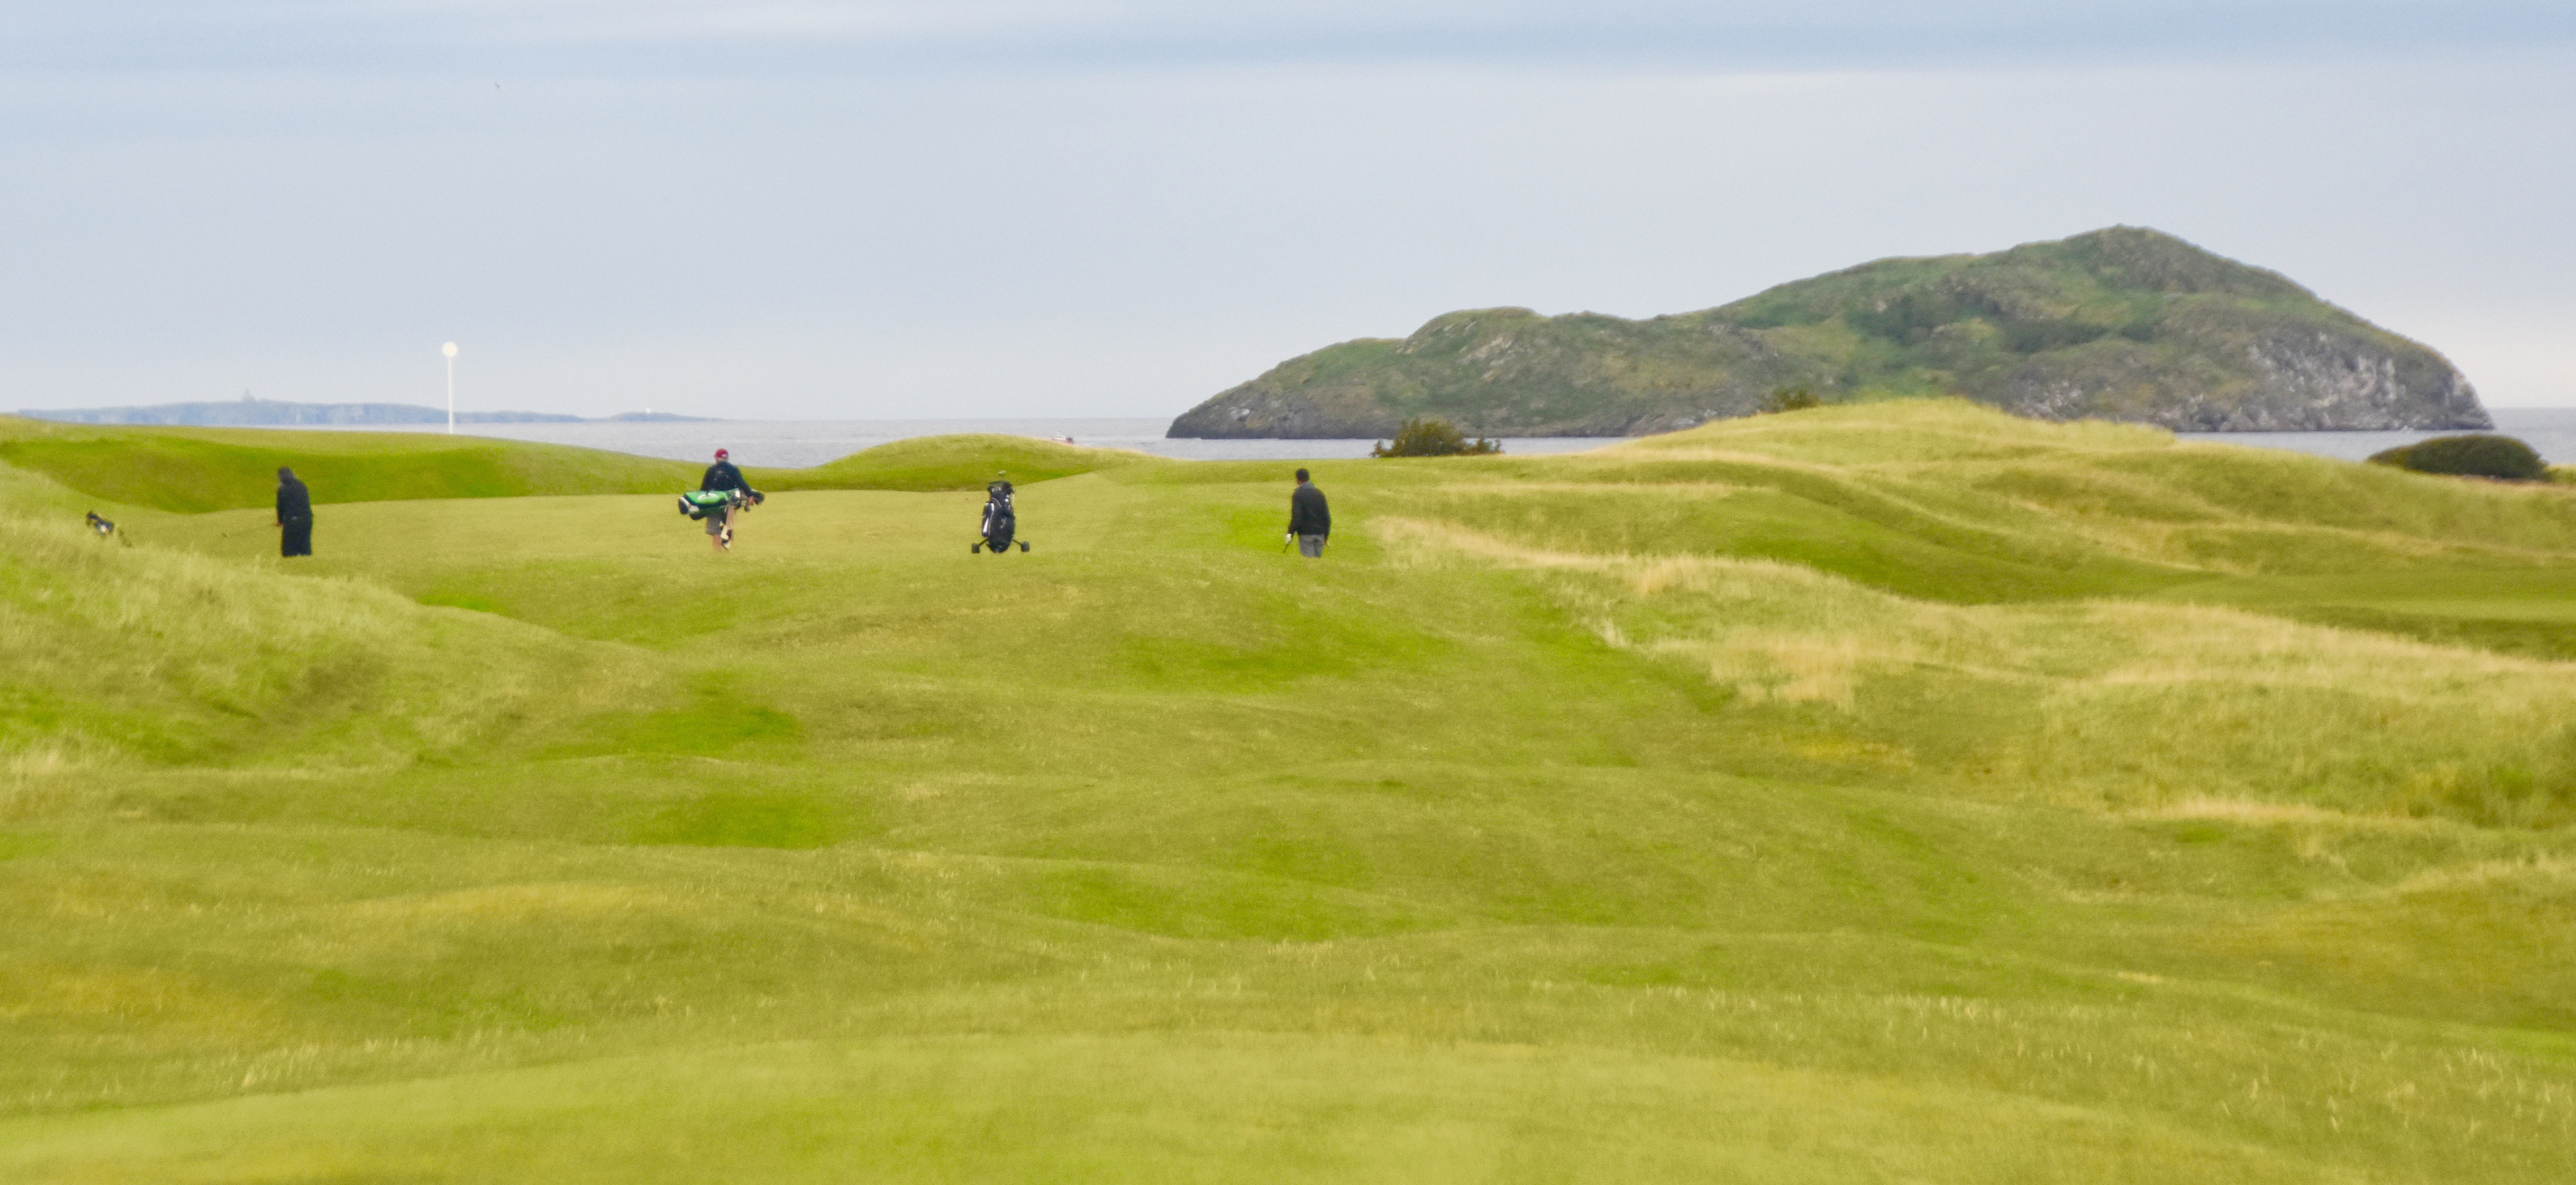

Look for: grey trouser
[704,507,732,535]
[1298,534,1326,558]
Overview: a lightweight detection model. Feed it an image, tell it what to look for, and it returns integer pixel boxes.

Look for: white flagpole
[442,342,459,434]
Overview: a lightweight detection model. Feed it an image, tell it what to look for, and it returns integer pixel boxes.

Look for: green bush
[2367,435,2550,482]
[1372,417,1501,457]
[1760,387,1825,414]
[2000,319,2110,353]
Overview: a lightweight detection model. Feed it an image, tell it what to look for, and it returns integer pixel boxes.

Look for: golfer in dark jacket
[1287,468,1330,558]
[274,467,313,557]
[699,448,751,552]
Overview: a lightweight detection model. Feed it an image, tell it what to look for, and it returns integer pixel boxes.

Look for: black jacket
[700,460,749,494]
[275,477,312,523]
[1288,483,1330,537]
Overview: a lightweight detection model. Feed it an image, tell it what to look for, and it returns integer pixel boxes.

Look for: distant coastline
[16,397,706,427]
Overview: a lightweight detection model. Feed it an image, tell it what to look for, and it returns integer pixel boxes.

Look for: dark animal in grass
[1371,417,1501,458]
[2367,435,2550,482]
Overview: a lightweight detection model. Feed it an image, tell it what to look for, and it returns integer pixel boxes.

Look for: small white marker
[442,342,459,434]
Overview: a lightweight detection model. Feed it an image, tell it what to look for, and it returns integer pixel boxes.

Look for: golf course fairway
[4,400,2575,1182]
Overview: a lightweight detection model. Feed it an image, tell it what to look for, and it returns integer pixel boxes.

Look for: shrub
[1372,418,1501,458]
[2366,435,2550,482]
[2000,319,2110,353]
[1760,387,1824,414]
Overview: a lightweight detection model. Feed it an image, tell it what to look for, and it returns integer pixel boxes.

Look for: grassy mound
[0,416,700,512]
[5,401,2576,1182]
[750,433,1151,492]
[0,416,1149,512]
[0,468,624,787]
[1440,400,2576,602]
[2367,433,2552,481]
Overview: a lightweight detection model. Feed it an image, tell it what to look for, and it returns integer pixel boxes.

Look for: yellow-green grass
[5,401,2576,1182]
[0,1034,2388,1184]
[0,415,700,513]
[747,432,1153,492]
[0,417,1147,514]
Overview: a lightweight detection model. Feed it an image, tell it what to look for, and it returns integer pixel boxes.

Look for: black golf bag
[973,480,1029,553]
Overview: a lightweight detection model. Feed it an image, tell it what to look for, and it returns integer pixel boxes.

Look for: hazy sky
[5,2,2572,418]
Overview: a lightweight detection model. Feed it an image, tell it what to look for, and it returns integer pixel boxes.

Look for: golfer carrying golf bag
[695,448,758,552]
[1287,468,1329,558]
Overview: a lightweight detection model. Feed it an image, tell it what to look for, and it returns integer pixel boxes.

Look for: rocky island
[1168,227,2490,438]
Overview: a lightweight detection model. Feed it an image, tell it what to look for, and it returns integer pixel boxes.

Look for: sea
[301,408,2576,469]
[2175,407,2576,467]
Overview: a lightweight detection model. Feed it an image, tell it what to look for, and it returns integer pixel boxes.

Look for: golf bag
[973,480,1029,553]
[676,487,761,520]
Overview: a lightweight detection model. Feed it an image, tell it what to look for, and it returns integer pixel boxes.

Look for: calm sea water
[2176,407,2576,465]
[305,408,2576,468]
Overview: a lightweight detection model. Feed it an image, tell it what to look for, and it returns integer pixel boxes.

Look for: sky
[3,2,2572,419]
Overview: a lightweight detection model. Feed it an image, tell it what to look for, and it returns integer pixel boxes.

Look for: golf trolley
[972,476,1030,554]
[85,510,128,546]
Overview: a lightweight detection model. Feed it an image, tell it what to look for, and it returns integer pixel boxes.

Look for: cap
[714,448,729,459]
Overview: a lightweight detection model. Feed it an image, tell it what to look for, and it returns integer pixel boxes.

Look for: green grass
[0,416,1151,513]
[750,432,1152,492]
[5,402,2576,1181]
[0,415,701,512]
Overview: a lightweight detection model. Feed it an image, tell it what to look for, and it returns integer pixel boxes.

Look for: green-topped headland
[1171,227,2491,438]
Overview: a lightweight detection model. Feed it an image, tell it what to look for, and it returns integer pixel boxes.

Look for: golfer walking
[1287,468,1330,558]
[274,467,314,557]
[700,448,750,552]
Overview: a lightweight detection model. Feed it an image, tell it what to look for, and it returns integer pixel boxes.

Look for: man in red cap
[699,447,752,551]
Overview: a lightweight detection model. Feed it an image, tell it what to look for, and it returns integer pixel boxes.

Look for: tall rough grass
[0,511,626,781]
[1379,516,2576,826]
